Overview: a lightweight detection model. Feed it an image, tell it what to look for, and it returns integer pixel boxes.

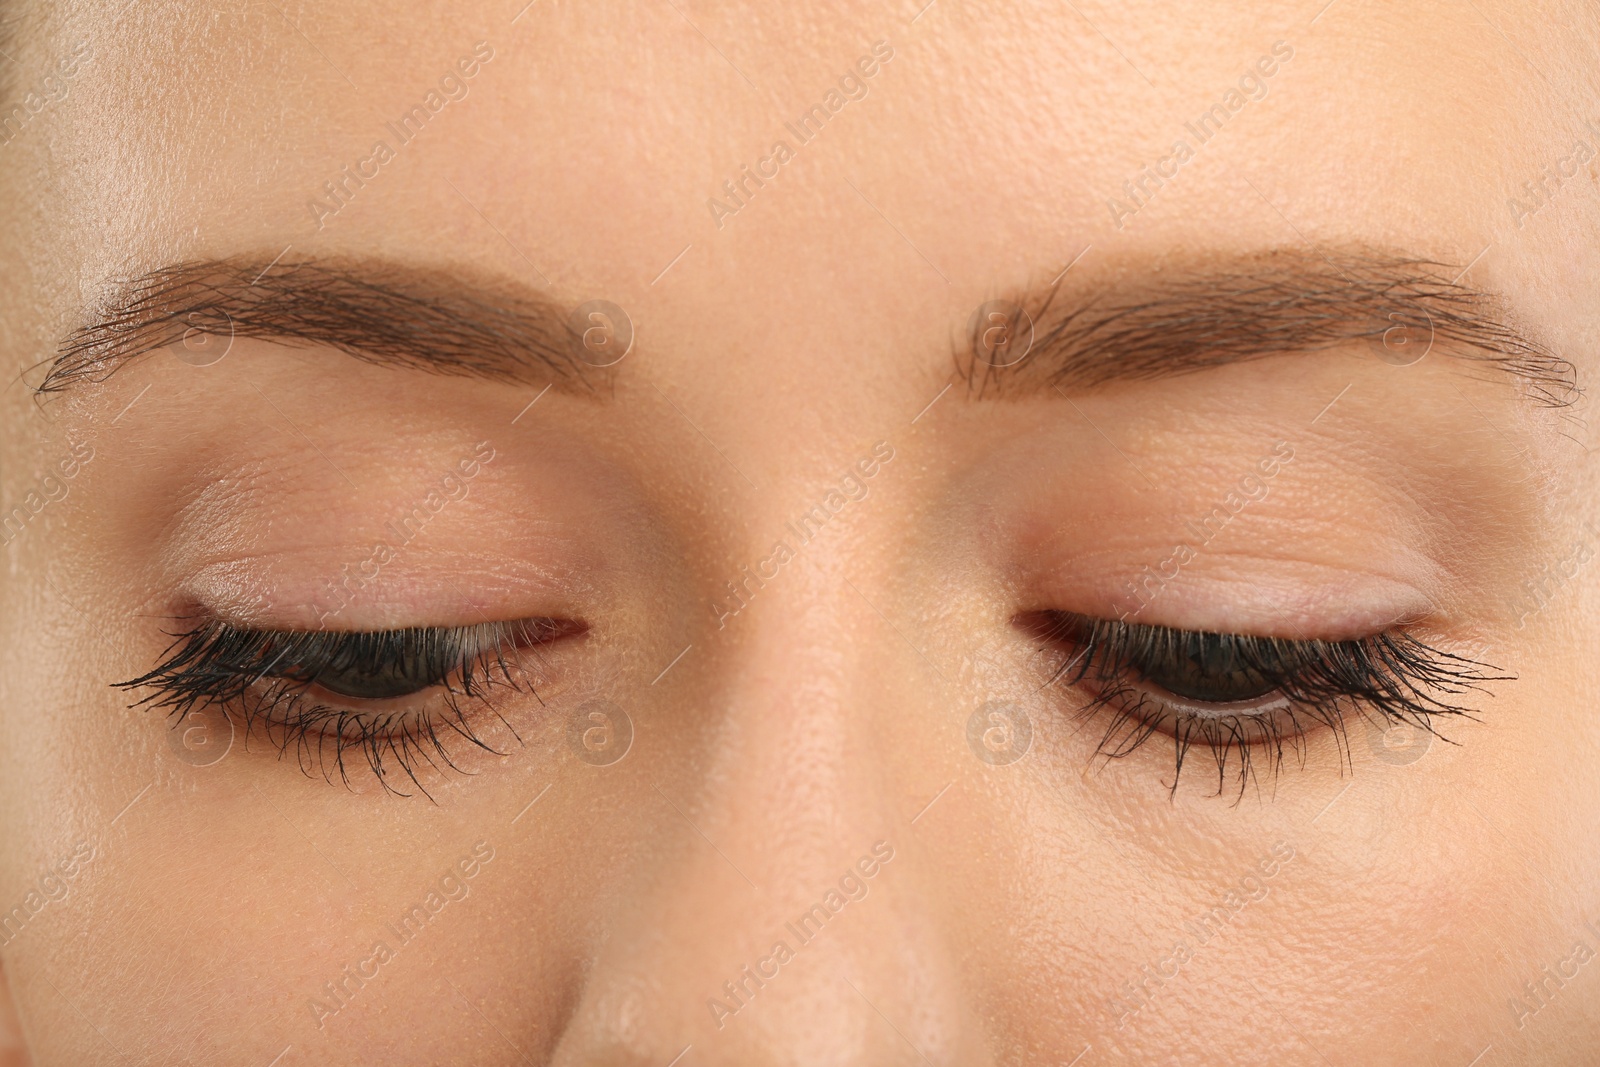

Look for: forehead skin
[4,0,1597,392]
[2,0,1599,1065]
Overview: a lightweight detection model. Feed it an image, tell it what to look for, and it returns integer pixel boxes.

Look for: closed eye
[1021,610,1509,798]
[117,616,584,796]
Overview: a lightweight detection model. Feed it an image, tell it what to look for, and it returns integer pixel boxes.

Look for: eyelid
[117,616,584,797]
[168,552,596,632]
[1036,563,1439,643]
[118,616,582,707]
[1026,610,1507,796]
[266,618,583,699]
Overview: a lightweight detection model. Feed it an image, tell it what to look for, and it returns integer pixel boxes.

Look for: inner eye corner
[522,614,590,645]
[1010,607,1091,642]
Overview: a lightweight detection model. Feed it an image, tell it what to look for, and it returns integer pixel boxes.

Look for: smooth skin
[1,0,1598,1064]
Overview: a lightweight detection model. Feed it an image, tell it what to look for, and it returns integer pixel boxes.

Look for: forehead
[1,0,1591,393]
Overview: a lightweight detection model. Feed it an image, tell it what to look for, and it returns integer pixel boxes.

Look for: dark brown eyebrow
[33,257,604,396]
[962,248,1579,409]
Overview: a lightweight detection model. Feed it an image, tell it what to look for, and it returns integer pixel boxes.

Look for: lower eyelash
[1077,684,1360,800]
[235,677,526,798]
[1031,613,1512,799]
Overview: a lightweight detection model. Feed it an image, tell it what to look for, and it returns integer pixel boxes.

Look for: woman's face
[1,0,1597,1063]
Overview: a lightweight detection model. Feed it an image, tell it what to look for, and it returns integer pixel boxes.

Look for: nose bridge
[551,557,989,1065]
[710,557,886,866]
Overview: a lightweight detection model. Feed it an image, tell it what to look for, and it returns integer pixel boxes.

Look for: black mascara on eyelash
[1026,611,1511,799]
[116,616,581,798]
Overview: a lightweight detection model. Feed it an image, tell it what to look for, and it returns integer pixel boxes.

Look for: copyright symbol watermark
[966,700,1032,765]
[168,310,235,367]
[568,300,634,368]
[968,300,1035,368]
[1366,308,1433,367]
[166,706,235,767]
[567,698,634,766]
[1365,716,1433,766]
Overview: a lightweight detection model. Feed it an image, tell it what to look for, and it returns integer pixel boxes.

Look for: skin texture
[1,0,1599,1064]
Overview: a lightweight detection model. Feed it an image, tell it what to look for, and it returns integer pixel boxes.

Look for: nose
[548,561,995,1066]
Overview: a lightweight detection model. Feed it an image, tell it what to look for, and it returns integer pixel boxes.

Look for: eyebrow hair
[34,258,600,396]
[963,248,1579,409]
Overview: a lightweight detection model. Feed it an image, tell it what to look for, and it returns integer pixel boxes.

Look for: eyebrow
[34,258,599,395]
[963,248,1579,409]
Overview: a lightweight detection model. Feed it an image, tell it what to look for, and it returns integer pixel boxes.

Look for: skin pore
[1,0,1598,1063]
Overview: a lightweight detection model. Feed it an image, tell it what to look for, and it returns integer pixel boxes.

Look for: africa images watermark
[1106,40,1295,230]
[308,440,498,627]
[0,438,96,547]
[308,840,496,1030]
[1110,440,1295,622]
[706,40,896,230]
[706,840,896,1030]
[710,441,896,629]
[1507,913,1600,1033]
[307,40,496,231]
[0,841,96,947]
[1506,521,1598,630]
[1107,840,1296,1031]
[1506,116,1600,230]
[0,39,93,149]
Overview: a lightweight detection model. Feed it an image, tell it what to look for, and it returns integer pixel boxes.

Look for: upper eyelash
[118,617,575,798]
[124,611,1508,801]
[1031,611,1511,799]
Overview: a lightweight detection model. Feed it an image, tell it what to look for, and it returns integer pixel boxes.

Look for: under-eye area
[1019,610,1510,797]
[117,615,585,796]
